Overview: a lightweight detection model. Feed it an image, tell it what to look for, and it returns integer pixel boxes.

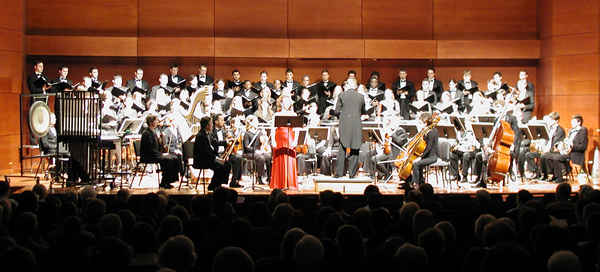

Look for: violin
[383,133,392,155]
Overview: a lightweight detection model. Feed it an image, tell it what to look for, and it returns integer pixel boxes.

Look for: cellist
[404,112,439,189]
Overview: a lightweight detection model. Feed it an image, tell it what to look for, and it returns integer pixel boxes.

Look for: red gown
[270,127,298,189]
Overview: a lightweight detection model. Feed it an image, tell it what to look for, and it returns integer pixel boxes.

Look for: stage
[5,167,599,197]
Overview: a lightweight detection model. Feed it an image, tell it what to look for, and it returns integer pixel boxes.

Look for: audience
[0,180,599,272]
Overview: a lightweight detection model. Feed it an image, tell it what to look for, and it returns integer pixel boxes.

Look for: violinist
[141,114,183,189]
[371,116,408,181]
[212,113,242,188]
[405,112,439,189]
[193,116,232,191]
[243,115,271,185]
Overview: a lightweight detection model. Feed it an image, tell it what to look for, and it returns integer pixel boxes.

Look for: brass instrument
[529,139,548,153]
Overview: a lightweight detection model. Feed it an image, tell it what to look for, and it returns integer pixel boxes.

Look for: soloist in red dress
[270,127,298,189]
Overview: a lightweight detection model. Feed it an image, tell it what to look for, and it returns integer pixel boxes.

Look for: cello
[395,113,441,180]
[482,107,514,183]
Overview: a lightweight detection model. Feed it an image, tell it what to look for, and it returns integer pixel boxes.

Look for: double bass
[395,113,441,180]
[483,108,514,183]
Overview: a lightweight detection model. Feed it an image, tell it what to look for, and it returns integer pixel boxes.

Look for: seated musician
[211,113,243,188]
[193,116,232,191]
[525,112,564,180]
[243,115,272,185]
[449,128,480,183]
[404,112,439,189]
[320,126,340,176]
[371,116,408,181]
[305,103,321,127]
[140,114,183,189]
[546,115,588,183]
[159,115,185,177]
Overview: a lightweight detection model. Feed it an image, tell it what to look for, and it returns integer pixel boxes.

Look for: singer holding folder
[270,96,298,190]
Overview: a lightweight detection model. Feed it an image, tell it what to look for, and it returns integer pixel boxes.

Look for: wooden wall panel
[433,0,537,40]
[363,0,432,39]
[138,37,214,57]
[215,38,288,58]
[0,0,23,32]
[364,40,436,59]
[214,0,287,38]
[552,95,599,131]
[289,0,361,39]
[437,40,540,59]
[552,0,598,36]
[27,36,138,56]
[138,0,214,37]
[2,0,23,173]
[290,39,364,58]
[0,52,25,94]
[552,54,599,96]
[26,0,138,36]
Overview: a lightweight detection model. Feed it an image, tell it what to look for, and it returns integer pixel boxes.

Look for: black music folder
[167,79,186,89]
[434,102,455,114]
[409,102,430,113]
[424,93,435,103]
[132,86,147,95]
[111,86,128,97]
[91,80,108,90]
[53,82,79,92]
[118,118,143,134]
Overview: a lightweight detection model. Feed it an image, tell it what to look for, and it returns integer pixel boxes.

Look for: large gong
[29,101,51,137]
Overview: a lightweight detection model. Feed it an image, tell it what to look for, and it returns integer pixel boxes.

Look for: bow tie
[400,80,406,83]
[136,79,141,82]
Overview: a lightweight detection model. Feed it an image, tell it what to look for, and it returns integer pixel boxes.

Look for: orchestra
[29,59,597,192]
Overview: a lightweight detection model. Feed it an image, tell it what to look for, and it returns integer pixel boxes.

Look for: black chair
[132,140,161,188]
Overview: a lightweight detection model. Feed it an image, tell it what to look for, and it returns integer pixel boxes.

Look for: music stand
[437,124,457,140]
[528,123,550,140]
[471,122,494,141]
[450,115,466,132]
[398,121,419,138]
[308,127,330,143]
[274,115,303,128]
[362,127,382,143]
[519,125,533,140]
[118,118,143,135]
[477,115,496,123]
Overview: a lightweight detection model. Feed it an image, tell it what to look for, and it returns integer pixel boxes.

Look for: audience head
[556,182,572,201]
[159,235,197,272]
[547,250,581,272]
[474,214,496,242]
[393,243,428,270]
[294,234,324,267]
[280,227,306,261]
[99,213,122,238]
[412,209,434,238]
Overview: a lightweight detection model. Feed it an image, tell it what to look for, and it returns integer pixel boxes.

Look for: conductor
[333,78,366,178]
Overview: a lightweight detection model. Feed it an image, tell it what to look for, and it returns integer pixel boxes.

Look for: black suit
[126,79,150,94]
[140,127,182,186]
[227,80,243,90]
[457,80,478,112]
[197,74,214,87]
[27,73,49,95]
[411,128,439,186]
[315,80,337,114]
[193,129,231,189]
[52,77,74,92]
[525,125,565,178]
[427,79,443,103]
[243,129,271,181]
[333,89,366,177]
[391,79,415,119]
[548,127,588,182]
[407,128,440,185]
[519,81,535,122]
[211,128,242,185]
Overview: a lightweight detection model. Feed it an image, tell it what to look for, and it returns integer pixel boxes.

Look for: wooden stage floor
[6,169,600,196]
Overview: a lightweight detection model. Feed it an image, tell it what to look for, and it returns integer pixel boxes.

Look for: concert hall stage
[6,170,598,197]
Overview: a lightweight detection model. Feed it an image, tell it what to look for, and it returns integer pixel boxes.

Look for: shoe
[475,182,487,188]
[550,176,558,183]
